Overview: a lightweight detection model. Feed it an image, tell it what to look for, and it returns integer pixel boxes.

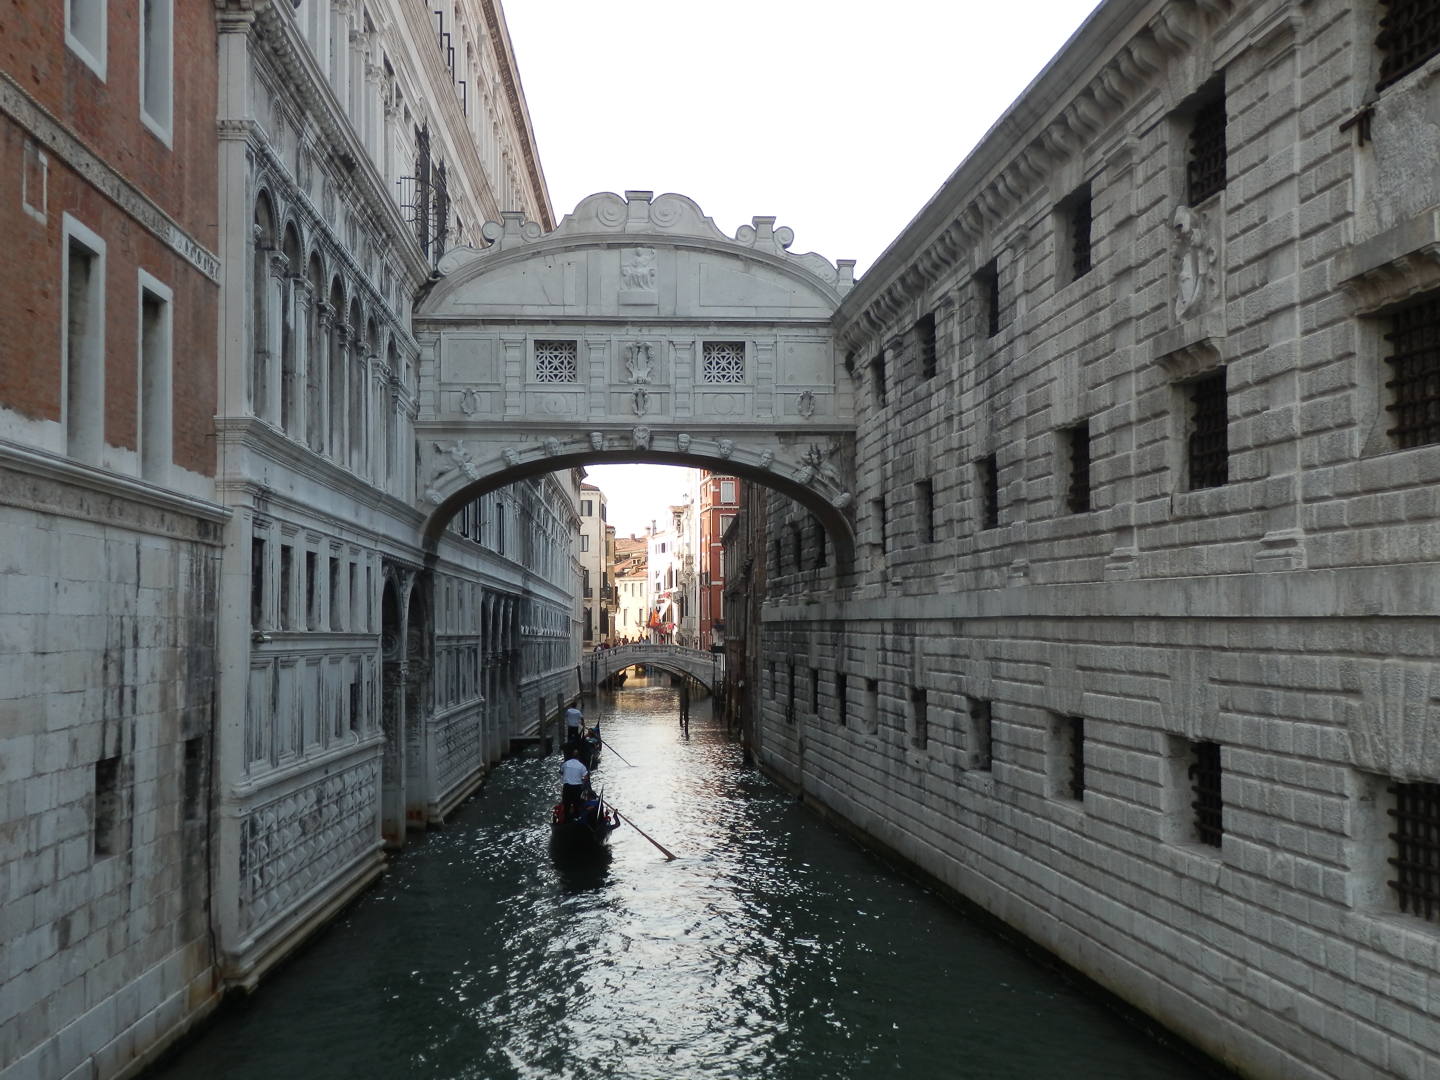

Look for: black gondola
[573,727,603,771]
[550,786,620,852]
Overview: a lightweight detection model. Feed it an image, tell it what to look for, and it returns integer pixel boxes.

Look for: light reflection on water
[150,676,1224,1080]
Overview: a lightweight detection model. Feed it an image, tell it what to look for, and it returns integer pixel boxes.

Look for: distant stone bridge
[581,643,724,696]
[412,190,861,572]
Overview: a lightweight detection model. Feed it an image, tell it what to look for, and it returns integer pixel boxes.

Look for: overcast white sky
[502,0,1104,535]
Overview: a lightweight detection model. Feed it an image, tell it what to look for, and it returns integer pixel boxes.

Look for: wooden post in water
[679,681,690,736]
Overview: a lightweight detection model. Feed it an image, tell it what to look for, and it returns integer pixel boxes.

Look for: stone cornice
[0,71,221,283]
[835,0,1247,351]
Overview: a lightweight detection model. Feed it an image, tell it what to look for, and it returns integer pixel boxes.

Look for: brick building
[697,471,740,650]
[0,1,225,1075]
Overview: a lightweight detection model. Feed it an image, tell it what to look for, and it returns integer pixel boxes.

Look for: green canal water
[150,675,1227,1080]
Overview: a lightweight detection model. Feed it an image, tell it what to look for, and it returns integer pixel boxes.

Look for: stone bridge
[412,190,861,571]
[581,643,724,696]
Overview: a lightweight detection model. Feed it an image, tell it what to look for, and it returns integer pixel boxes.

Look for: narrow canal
[152,675,1225,1080]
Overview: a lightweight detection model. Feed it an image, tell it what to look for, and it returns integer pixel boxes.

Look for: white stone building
[578,483,609,644]
[211,0,571,994]
[752,3,1440,1079]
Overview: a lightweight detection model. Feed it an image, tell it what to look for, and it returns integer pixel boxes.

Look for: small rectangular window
[1186,371,1229,490]
[93,755,123,857]
[1063,422,1091,513]
[965,697,993,770]
[349,672,363,733]
[1189,741,1223,847]
[916,479,935,543]
[305,551,318,630]
[916,313,937,379]
[1384,293,1440,449]
[1377,0,1440,91]
[977,455,1000,530]
[864,678,879,736]
[182,737,205,823]
[1060,184,1093,283]
[1186,84,1227,206]
[871,497,887,553]
[66,0,107,79]
[279,544,294,631]
[836,672,848,727]
[581,500,593,516]
[909,687,928,750]
[812,516,828,569]
[64,218,106,465]
[329,556,341,630]
[870,351,887,405]
[786,661,796,723]
[581,534,590,552]
[810,668,820,714]
[1053,714,1085,801]
[720,479,736,504]
[250,538,266,630]
[138,278,172,482]
[975,260,1000,338]
[140,0,174,141]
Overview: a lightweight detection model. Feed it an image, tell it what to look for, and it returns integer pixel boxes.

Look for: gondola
[550,786,620,853]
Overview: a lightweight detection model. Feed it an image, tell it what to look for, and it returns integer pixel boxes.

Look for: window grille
[916,479,936,543]
[1187,371,1229,489]
[1388,780,1440,921]
[967,698,993,770]
[910,688,928,749]
[534,340,578,383]
[917,313,937,379]
[1068,185,1093,281]
[250,537,266,629]
[702,341,746,383]
[872,497,887,553]
[976,261,1000,337]
[433,161,450,261]
[414,124,432,255]
[836,673,848,726]
[978,455,1000,529]
[871,351,887,404]
[1377,0,1440,91]
[1384,294,1440,448]
[1065,716,1086,800]
[1065,422,1091,513]
[1189,741,1223,847]
[1187,94,1227,206]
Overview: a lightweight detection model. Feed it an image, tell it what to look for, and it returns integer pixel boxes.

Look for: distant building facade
[697,471,740,649]
[577,483,611,644]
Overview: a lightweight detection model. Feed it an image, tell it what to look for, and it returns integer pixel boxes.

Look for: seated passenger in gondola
[560,747,589,822]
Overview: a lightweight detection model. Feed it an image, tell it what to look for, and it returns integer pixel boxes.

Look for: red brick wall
[0,2,218,476]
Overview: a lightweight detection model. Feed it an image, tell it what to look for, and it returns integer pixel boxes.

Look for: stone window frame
[1180,75,1228,209]
[963,696,993,772]
[1057,419,1092,515]
[976,453,1001,531]
[65,0,107,81]
[1049,713,1086,803]
[869,347,887,405]
[915,478,936,544]
[1156,338,1233,501]
[1374,0,1440,93]
[908,686,929,750]
[62,213,107,466]
[915,311,938,380]
[1054,182,1094,289]
[974,258,1002,340]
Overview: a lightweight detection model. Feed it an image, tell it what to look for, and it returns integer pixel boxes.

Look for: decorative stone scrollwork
[625,342,654,384]
[797,389,817,419]
[425,441,479,503]
[457,389,481,416]
[632,387,650,416]
[632,426,651,450]
[1172,205,1216,320]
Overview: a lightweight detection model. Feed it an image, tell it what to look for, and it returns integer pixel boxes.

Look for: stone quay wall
[755,2,1440,1078]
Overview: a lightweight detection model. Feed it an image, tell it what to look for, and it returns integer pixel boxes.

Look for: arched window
[327,278,345,457]
[252,195,276,418]
[348,298,364,472]
[280,224,302,435]
[305,254,325,451]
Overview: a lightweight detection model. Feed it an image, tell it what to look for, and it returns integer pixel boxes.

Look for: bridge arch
[411,190,861,574]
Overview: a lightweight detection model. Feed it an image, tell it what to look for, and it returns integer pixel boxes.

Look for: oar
[607,801,676,861]
[600,738,636,768]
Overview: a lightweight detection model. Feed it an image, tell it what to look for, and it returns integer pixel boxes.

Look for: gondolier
[560,747,588,822]
[563,703,584,747]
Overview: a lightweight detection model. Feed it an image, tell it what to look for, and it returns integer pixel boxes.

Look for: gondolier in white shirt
[560,747,589,822]
[563,703,584,748]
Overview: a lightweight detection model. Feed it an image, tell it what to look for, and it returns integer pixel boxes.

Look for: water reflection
[149,673,1223,1080]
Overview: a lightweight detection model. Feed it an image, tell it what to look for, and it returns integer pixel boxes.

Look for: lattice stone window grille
[702,341,746,383]
[534,340,578,383]
[1063,715,1086,800]
[1188,741,1223,847]
[1383,293,1440,449]
[1388,780,1440,922]
[1063,184,1093,282]
[1377,0,1440,92]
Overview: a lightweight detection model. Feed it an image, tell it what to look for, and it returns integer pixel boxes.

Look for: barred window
[965,697,993,770]
[1061,184,1093,283]
[702,341,746,383]
[534,340,577,383]
[1388,780,1440,922]
[1188,741,1223,847]
[1186,87,1227,206]
[916,478,936,543]
[1056,715,1085,800]
[871,350,887,405]
[916,313,937,379]
[1383,294,1440,449]
[975,260,1001,338]
[1377,0,1440,91]
[978,454,1000,530]
[1064,421,1091,513]
[1186,371,1228,490]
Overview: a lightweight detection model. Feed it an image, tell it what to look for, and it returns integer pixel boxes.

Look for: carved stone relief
[1172,205,1216,320]
[625,342,654,384]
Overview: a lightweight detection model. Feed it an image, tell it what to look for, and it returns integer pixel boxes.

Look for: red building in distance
[697,471,740,650]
